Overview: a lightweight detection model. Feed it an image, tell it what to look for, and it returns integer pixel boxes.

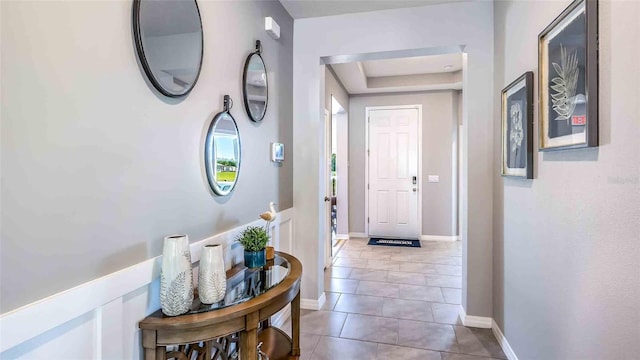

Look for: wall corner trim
[458,305,492,328]
[300,292,326,310]
[421,235,459,242]
[492,322,519,360]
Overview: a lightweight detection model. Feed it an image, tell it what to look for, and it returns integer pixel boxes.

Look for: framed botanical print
[539,0,598,150]
[502,72,534,178]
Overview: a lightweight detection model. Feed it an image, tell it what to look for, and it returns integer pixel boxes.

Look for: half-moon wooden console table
[139,252,302,360]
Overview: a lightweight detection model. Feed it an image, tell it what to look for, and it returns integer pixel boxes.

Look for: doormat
[368,238,421,248]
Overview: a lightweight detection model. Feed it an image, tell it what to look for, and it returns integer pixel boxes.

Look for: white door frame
[323,108,332,268]
[365,105,423,238]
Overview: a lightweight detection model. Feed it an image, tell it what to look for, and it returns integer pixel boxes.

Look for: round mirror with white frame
[205,96,241,196]
[242,40,268,122]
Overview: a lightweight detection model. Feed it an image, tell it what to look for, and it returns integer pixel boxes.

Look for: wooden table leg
[291,291,301,358]
[142,329,161,360]
[240,312,259,359]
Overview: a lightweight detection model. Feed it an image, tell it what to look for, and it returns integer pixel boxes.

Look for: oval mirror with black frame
[205,96,241,196]
[133,0,203,97]
[242,40,268,122]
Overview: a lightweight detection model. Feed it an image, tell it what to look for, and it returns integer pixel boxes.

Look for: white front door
[368,107,419,239]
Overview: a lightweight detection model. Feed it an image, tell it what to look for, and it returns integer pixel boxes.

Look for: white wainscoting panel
[0,208,295,359]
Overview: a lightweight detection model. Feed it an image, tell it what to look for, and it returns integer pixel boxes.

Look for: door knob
[324,196,331,202]
[412,188,417,192]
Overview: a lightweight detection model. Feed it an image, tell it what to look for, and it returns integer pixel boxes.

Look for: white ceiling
[363,53,463,77]
[330,53,463,94]
[279,0,464,19]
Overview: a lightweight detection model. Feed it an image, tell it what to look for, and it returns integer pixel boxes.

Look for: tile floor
[281,238,506,360]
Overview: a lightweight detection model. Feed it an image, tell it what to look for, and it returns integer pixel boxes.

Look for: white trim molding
[0,208,295,358]
[492,322,519,360]
[348,232,368,239]
[421,235,459,242]
[458,305,492,328]
[335,233,349,240]
[300,292,326,311]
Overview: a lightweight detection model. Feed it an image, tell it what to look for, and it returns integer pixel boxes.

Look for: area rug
[367,237,421,248]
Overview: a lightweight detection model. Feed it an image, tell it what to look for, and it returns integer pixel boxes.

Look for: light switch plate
[428,175,440,183]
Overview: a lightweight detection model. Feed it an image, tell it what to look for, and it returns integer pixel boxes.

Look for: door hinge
[367,149,370,156]
[367,183,370,189]
[367,217,370,223]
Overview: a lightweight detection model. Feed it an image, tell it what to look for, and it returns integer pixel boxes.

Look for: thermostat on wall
[265,17,280,40]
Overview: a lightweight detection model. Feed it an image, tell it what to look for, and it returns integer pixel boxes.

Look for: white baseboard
[300,292,326,310]
[421,235,459,242]
[336,233,349,240]
[348,232,368,238]
[458,305,492,328]
[492,321,519,360]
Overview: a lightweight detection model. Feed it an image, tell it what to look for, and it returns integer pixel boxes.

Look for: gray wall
[0,0,293,312]
[349,91,458,237]
[493,0,640,358]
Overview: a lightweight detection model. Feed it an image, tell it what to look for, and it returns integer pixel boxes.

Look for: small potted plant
[236,226,269,268]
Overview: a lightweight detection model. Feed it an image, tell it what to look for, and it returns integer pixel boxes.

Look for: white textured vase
[160,234,194,316]
[198,244,227,304]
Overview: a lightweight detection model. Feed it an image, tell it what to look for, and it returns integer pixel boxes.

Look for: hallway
[283,238,506,359]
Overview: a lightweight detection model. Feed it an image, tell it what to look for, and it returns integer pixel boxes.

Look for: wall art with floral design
[502,72,533,178]
[539,0,598,150]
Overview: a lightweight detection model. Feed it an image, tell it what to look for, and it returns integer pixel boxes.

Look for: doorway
[366,105,422,239]
[324,97,348,269]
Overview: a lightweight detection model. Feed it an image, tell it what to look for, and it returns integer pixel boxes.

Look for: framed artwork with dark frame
[502,72,534,178]
[538,0,598,151]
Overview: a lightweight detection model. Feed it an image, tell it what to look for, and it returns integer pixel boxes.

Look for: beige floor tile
[398,284,445,302]
[299,334,321,360]
[387,271,427,285]
[334,293,384,316]
[325,266,352,279]
[425,275,462,288]
[336,250,362,258]
[431,303,462,325]
[399,262,438,274]
[376,344,442,360]
[325,277,359,293]
[321,292,341,310]
[309,336,378,360]
[300,310,347,336]
[441,353,504,360]
[359,251,392,260]
[356,280,400,298]
[382,298,434,322]
[366,260,401,271]
[434,264,463,276]
[398,320,460,352]
[348,268,388,282]
[442,288,461,305]
[453,326,507,359]
[340,314,398,345]
[334,257,368,268]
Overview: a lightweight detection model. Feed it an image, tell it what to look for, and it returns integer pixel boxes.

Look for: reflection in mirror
[243,42,268,122]
[133,0,203,97]
[205,98,241,196]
